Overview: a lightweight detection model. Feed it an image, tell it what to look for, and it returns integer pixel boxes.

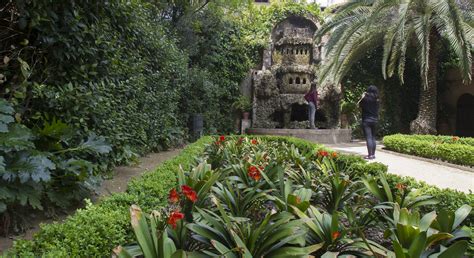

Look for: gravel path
[327,142,474,193]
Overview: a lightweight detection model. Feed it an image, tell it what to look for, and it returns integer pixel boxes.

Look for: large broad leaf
[429,240,469,258]
[0,100,14,133]
[267,243,325,258]
[4,153,54,183]
[453,205,472,229]
[0,99,14,115]
[80,133,112,154]
[407,231,426,258]
[0,156,5,173]
[57,158,93,178]
[0,124,34,152]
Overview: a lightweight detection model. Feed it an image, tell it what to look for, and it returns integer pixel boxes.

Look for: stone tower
[251,15,341,129]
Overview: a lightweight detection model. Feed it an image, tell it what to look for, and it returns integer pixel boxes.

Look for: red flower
[247,165,261,181]
[251,139,258,145]
[168,188,179,203]
[167,211,185,229]
[215,140,221,145]
[219,135,226,142]
[452,136,459,141]
[332,231,341,240]
[181,185,198,202]
[317,150,329,157]
[396,183,406,191]
[331,152,338,158]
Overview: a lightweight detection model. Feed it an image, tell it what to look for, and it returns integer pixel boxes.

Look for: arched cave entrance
[456,93,474,137]
[290,103,308,122]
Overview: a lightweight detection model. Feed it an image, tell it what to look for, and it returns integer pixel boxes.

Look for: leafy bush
[0,100,111,233]
[1,0,259,228]
[383,134,474,166]
[8,136,472,257]
[391,134,474,147]
[9,136,214,257]
[117,136,472,257]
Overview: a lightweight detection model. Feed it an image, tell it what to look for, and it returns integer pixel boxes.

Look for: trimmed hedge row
[8,136,473,257]
[383,134,474,167]
[9,136,215,257]
[398,134,474,147]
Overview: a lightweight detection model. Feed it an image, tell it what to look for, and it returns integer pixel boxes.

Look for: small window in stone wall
[289,78,293,84]
[286,49,289,54]
[303,78,306,84]
[305,49,308,55]
[296,77,301,84]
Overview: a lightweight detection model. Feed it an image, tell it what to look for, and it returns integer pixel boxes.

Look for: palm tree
[316,0,473,134]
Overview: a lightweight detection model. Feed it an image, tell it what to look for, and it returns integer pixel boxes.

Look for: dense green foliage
[383,134,474,166]
[341,48,420,137]
[120,136,472,257]
[0,0,324,226]
[319,0,473,134]
[8,136,472,257]
[0,99,112,233]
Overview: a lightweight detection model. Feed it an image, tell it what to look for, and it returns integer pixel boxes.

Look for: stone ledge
[246,128,352,144]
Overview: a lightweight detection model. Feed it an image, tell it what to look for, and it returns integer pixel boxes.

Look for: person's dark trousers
[362,120,377,156]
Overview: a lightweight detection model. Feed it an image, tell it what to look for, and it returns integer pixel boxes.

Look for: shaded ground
[0,148,183,253]
[326,141,474,193]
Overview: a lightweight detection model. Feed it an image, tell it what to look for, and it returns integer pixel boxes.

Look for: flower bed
[383,134,474,167]
[8,136,473,257]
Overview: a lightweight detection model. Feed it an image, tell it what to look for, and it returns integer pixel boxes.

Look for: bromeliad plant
[384,204,471,257]
[118,136,472,257]
[188,205,322,257]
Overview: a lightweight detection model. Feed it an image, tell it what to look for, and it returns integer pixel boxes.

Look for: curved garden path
[327,141,474,193]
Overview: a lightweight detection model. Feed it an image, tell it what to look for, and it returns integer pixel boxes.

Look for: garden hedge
[383,134,474,166]
[8,136,473,257]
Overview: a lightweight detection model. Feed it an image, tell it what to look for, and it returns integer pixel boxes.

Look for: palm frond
[432,0,472,82]
[412,6,433,89]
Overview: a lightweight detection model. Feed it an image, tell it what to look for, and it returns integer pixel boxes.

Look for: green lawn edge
[7,135,473,257]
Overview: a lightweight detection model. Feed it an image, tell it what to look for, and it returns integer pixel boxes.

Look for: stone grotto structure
[242,14,351,143]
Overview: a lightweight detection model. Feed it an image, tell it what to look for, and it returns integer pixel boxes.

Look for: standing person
[304,83,318,129]
[358,85,379,159]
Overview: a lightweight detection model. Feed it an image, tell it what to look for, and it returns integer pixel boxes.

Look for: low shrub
[8,136,214,257]
[383,134,474,166]
[400,134,474,147]
[8,136,473,257]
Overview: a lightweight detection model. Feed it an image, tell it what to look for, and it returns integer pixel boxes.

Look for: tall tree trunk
[410,32,440,134]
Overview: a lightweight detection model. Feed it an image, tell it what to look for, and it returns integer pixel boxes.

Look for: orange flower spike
[167,211,185,229]
[331,152,338,158]
[251,139,258,145]
[452,136,459,141]
[247,165,261,181]
[395,183,406,191]
[168,188,179,203]
[181,185,198,203]
[332,231,341,240]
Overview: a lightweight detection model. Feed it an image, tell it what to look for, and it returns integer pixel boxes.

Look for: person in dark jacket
[304,83,318,129]
[358,85,379,159]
